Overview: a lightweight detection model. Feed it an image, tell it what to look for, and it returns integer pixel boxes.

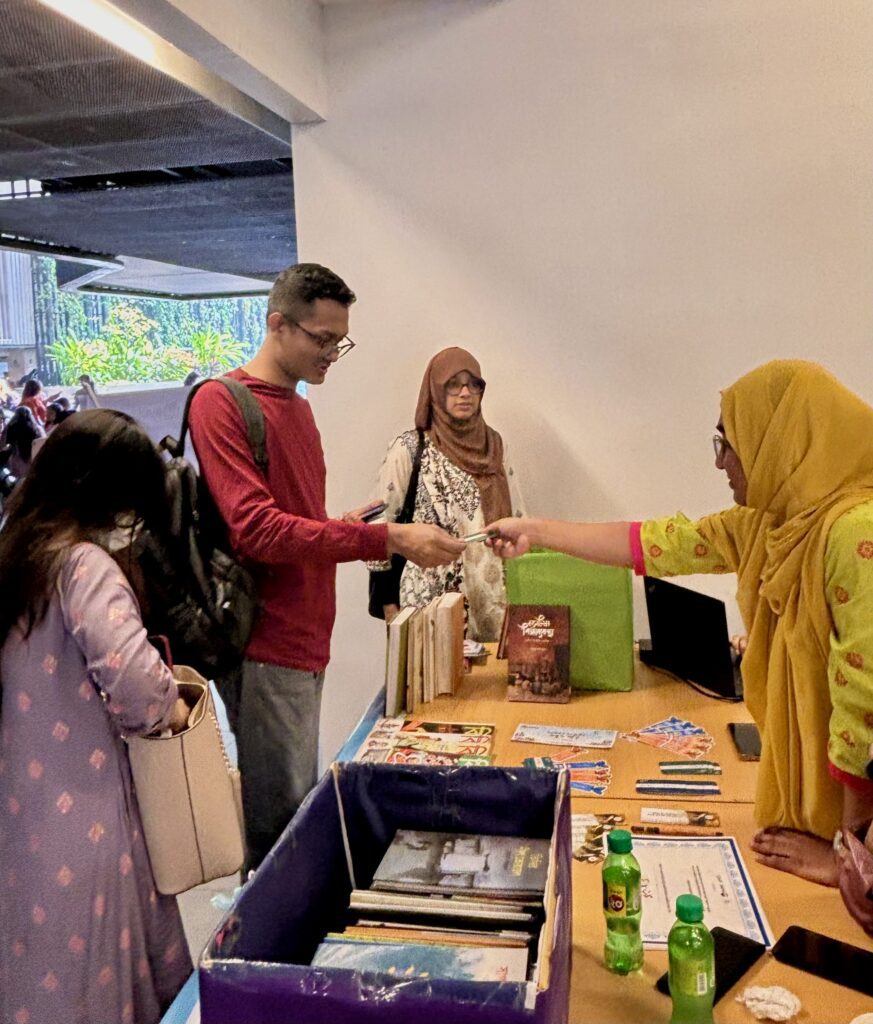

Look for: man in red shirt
[189,264,463,870]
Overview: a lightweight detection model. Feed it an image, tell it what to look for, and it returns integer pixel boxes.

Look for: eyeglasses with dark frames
[445,375,485,396]
[285,317,356,358]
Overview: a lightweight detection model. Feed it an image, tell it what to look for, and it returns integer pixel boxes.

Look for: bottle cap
[676,894,704,923]
[607,829,632,854]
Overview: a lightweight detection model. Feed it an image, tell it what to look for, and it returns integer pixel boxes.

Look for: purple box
[199,763,571,1024]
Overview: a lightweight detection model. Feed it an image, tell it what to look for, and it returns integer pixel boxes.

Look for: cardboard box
[200,763,571,1024]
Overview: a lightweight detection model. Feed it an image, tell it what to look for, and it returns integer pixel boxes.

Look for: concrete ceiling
[0,0,296,296]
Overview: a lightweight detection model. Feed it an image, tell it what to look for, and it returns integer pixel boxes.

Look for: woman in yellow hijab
[488,360,873,887]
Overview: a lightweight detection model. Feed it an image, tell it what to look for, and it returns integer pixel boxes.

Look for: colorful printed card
[624,716,715,759]
[566,760,612,796]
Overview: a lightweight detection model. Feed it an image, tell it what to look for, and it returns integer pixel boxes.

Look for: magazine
[355,717,495,764]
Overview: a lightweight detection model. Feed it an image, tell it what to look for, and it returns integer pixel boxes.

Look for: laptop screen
[643,576,741,698]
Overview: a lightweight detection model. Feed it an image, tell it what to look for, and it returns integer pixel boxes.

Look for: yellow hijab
[698,360,873,838]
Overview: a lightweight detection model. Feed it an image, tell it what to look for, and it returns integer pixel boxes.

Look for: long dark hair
[0,409,169,646]
[5,405,43,462]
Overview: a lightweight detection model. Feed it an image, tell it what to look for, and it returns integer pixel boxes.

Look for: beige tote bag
[127,665,244,895]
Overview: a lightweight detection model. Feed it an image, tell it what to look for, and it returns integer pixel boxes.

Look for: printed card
[512,724,618,748]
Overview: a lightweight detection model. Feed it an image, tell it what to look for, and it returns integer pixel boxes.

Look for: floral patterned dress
[0,543,191,1024]
[369,430,525,641]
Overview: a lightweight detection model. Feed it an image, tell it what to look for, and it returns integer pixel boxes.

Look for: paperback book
[372,830,549,899]
[312,937,529,983]
[503,605,571,703]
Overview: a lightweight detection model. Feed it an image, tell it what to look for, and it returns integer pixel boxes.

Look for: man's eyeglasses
[712,433,733,460]
[285,318,356,358]
[445,376,485,396]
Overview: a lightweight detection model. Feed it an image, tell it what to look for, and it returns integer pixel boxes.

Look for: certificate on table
[633,836,772,948]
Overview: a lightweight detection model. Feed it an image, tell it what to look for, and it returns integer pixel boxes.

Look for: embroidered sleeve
[825,506,873,794]
[639,513,733,578]
[366,433,415,572]
[59,544,177,736]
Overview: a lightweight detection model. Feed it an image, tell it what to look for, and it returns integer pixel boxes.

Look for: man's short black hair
[267,263,356,323]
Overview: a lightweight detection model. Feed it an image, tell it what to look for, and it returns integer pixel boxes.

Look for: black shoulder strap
[165,377,269,476]
[398,428,426,524]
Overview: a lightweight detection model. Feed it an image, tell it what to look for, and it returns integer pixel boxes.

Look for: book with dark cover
[371,830,549,899]
[504,605,571,703]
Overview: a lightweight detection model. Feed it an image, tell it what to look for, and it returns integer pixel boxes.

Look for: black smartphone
[771,926,873,997]
[360,501,387,523]
[729,722,761,761]
[656,926,766,1001]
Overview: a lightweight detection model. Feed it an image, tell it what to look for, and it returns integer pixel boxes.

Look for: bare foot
[750,827,839,886]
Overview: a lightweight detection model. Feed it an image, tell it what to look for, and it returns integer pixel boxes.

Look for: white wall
[286,0,873,761]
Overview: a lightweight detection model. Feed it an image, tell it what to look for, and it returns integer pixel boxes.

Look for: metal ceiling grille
[0,0,296,292]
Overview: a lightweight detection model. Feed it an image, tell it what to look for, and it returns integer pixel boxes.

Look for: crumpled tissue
[736,985,801,1021]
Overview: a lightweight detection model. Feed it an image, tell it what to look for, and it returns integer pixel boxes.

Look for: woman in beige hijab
[369,347,524,640]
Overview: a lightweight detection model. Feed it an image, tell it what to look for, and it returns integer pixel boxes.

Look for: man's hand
[485,517,532,559]
[387,523,465,568]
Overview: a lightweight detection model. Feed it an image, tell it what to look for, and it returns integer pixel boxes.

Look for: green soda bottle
[668,894,715,1024]
[601,829,643,974]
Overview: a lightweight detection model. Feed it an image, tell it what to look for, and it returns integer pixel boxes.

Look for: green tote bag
[505,550,634,691]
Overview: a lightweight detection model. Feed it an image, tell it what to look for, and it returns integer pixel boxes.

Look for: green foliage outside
[33,258,266,386]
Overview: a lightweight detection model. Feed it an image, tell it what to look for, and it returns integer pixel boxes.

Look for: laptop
[640,576,743,699]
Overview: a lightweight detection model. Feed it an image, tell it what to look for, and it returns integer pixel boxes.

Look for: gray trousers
[217,659,325,873]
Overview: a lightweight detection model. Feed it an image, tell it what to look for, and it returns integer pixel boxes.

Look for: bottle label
[605,881,627,915]
[673,957,714,997]
[603,881,640,914]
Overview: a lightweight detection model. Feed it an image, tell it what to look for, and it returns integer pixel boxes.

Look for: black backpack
[133,377,266,678]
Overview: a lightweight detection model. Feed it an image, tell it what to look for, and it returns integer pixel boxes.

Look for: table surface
[164,650,873,1024]
[430,652,758,803]
[408,651,873,1024]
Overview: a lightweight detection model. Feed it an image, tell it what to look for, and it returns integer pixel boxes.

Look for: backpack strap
[164,377,269,475]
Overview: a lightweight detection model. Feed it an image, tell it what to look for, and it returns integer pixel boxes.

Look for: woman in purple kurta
[0,410,192,1024]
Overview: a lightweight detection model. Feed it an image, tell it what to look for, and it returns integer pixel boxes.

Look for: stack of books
[312,829,549,983]
[385,592,465,715]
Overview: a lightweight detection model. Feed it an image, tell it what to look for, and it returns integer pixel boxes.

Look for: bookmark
[523,756,556,769]
[659,760,721,775]
[635,778,721,796]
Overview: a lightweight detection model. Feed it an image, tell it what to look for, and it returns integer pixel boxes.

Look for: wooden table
[407,649,873,1024]
[427,651,758,803]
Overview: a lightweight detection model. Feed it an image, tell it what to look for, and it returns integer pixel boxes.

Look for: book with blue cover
[311,938,529,982]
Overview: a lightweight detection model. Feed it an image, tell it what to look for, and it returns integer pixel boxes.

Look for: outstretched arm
[486,516,633,566]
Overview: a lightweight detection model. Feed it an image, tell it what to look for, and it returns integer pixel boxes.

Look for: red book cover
[505,605,571,703]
